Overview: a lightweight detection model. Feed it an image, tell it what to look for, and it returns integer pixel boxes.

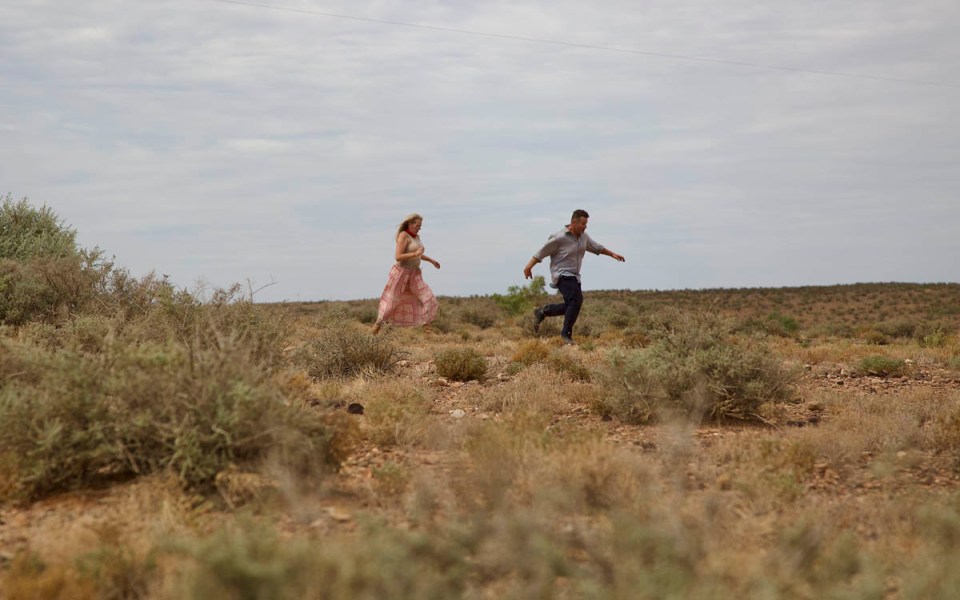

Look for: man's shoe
[560,334,576,346]
[532,308,545,333]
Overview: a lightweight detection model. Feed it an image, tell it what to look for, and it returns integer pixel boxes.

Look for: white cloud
[2,0,958,300]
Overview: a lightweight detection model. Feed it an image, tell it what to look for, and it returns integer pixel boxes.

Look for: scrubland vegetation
[2,194,960,598]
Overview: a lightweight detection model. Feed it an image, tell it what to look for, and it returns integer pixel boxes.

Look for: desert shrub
[294,320,402,379]
[461,307,498,329]
[74,526,156,599]
[920,325,949,348]
[863,329,890,345]
[511,340,551,365]
[600,311,794,423]
[932,405,960,459]
[435,347,487,382]
[875,319,918,339]
[166,518,315,600]
[165,517,470,600]
[491,276,548,316]
[0,194,79,260]
[362,381,435,448]
[0,253,108,326]
[858,355,908,377]
[807,321,855,339]
[546,352,592,382]
[0,336,341,500]
[348,301,378,324]
[621,325,650,348]
[1,550,97,599]
[509,340,590,381]
[0,196,110,325]
[738,313,800,338]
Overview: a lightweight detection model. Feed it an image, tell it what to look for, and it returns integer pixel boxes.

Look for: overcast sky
[3,0,958,301]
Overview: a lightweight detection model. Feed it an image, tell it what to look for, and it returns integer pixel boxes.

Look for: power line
[208,0,960,89]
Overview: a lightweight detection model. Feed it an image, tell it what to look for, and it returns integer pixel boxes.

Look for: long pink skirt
[377,264,438,327]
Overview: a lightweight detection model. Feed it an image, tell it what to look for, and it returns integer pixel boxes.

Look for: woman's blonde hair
[397,213,423,236]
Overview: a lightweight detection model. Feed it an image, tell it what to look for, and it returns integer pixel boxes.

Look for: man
[523,209,626,345]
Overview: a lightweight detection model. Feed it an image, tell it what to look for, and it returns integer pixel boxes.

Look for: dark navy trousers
[541,276,583,338]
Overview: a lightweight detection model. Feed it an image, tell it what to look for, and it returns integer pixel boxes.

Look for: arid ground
[3,282,960,599]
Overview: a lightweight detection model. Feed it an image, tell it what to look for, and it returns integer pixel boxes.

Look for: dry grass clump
[510,340,592,381]
[511,339,551,365]
[473,364,595,415]
[358,379,436,448]
[2,524,157,599]
[294,319,403,379]
[435,346,487,382]
[599,311,795,424]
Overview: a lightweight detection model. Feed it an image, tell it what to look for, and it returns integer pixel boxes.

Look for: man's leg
[557,276,583,340]
[540,281,569,319]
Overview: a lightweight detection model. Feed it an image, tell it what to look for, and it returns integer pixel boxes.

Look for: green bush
[863,329,890,345]
[601,311,794,424]
[739,313,801,338]
[435,347,487,382]
[920,325,949,348]
[0,196,110,325]
[875,319,918,339]
[492,276,548,316]
[858,355,908,377]
[294,320,402,379]
[0,194,79,260]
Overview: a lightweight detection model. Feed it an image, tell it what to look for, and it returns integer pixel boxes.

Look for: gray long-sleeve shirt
[532,227,606,287]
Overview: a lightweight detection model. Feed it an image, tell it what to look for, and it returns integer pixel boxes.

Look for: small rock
[450,409,466,419]
[397,360,410,367]
[325,506,352,522]
[347,403,364,415]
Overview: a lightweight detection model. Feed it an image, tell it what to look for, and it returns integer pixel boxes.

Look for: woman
[372,213,440,334]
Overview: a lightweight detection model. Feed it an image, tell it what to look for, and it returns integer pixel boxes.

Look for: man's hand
[523,257,538,279]
[610,252,625,262]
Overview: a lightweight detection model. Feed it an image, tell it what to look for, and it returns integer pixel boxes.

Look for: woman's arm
[422,254,441,269]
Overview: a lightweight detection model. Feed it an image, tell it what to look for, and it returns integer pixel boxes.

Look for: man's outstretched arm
[601,248,625,262]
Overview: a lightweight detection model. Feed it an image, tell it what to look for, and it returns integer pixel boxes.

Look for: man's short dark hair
[571,209,589,221]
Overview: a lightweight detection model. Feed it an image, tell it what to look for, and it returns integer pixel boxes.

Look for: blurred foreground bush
[0,323,341,501]
[0,197,345,501]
